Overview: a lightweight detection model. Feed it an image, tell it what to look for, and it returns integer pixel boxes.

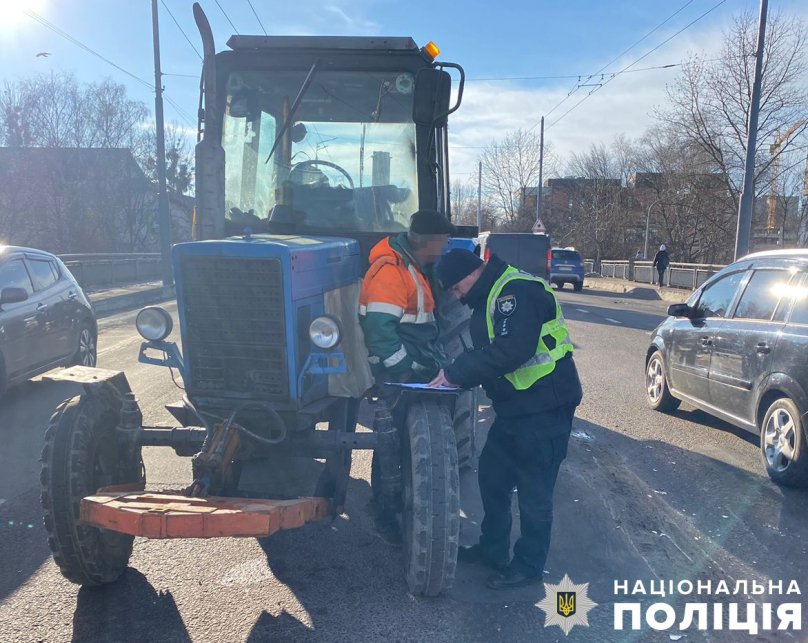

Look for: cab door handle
[67,291,78,300]
[756,343,771,355]
[700,336,712,347]
[36,303,48,312]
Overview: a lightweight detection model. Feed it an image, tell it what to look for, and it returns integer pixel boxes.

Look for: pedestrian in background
[653,244,670,286]
[429,249,582,589]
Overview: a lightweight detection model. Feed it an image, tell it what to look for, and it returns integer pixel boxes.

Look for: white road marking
[576,308,589,313]
[0,499,6,508]
[605,318,622,325]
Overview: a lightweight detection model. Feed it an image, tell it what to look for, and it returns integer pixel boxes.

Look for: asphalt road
[0,289,805,642]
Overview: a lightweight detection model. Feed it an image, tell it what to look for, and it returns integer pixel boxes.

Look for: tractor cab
[195,31,465,266]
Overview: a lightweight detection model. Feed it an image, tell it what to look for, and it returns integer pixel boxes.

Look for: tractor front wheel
[401,399,459,596]
[40,391,144,586]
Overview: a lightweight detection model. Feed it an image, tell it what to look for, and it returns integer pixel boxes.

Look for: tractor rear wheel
[401,399,459,596]
[452,389,478,470]
[40,391,143,586]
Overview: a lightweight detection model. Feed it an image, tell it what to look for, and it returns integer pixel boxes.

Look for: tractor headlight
[136,306,174,341]
[309,316,340,349]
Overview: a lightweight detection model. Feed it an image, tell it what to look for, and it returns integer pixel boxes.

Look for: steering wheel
[289,159,354,190]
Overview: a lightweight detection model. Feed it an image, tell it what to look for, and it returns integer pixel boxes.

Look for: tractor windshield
[222,69,418,234]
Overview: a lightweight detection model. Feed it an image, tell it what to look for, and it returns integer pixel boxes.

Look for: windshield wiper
[264,58,320,164]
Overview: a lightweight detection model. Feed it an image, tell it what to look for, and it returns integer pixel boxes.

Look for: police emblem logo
[537,574,598,636]
[496,294,516,316]
[557,591,576,617]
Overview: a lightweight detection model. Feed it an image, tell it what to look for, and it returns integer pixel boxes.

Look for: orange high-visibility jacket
[359,234,444,377]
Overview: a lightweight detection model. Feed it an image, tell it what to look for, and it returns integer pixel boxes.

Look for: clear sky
[2,0,807,181]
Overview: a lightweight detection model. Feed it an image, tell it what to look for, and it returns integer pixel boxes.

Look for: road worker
[430,249,583,589]
[359,210,454,384]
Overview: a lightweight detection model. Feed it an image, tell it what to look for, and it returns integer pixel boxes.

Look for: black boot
[486,564,542,590]
[458,544,508,573]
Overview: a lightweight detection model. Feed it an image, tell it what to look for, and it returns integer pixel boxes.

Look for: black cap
[436,249,484,288]
[409,210,456,235]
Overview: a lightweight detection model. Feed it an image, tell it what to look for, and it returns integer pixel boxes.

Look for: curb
[90,286,176,317]
[584,278,691,303]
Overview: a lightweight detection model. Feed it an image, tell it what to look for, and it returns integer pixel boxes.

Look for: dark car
[645,249,808,486]
[550,247,585,291]
[0,246,96,396]
[477,232,551,280]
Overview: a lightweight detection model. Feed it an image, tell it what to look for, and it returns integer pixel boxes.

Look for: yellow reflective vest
[485,266,574,390]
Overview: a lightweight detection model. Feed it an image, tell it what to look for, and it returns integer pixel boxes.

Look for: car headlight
[136,306,174,341]
[309,316,340,349]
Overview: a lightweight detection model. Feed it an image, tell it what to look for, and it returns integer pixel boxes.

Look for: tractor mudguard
[41,365,133,397]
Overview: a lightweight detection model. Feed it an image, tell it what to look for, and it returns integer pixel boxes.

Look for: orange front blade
[81,491,331,539]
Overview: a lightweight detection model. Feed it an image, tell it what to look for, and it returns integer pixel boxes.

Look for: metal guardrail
[59,253,162,289]
[588,259,726,291]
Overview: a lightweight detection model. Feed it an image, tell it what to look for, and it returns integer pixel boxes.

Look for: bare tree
[143,123,194,194]
[450,179,497,230]
[480,129,557,229]
[0,72,152,162]
[659,11,808,209]
[564,141,637,262]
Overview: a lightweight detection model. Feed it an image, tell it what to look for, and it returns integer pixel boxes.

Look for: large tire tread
[403,400,460,596]
[40,393,140,586]
[453,389,478,470]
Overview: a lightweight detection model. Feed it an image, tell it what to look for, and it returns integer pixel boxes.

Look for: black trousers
[477,405,575,574]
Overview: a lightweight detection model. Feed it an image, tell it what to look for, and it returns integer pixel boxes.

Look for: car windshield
[222,69,418,234]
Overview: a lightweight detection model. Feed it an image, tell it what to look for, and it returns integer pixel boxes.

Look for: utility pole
[476,160,482,231]
[152,0,173,286]
[536,116,544,224]
[734,0,768,260]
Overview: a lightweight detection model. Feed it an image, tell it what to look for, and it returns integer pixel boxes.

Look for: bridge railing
[587,259,725,291]
[58,254,162,289]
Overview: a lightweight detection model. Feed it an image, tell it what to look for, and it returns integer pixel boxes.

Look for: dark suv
[0,246,96,396]
[645,249,808,486]
[550,247,585,291]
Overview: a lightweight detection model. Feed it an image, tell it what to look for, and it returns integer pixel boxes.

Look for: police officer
[429,248,582,589]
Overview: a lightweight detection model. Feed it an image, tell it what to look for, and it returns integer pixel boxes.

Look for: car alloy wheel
[763,407,797,473]
[646,356,665,404]
[79,328,97,367]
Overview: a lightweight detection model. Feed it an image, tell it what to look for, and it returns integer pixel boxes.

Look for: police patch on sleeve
[496,294,517,316]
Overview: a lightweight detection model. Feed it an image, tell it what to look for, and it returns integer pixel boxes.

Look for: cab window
[694,271,745,318]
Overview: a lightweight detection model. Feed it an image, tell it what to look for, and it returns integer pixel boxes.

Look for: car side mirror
[667,303,691,318]
[0,287,29,305]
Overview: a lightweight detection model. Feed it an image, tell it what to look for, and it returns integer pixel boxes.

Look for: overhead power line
[546,0,728,131]
[462,62,679,83]
[215,0,239,34]
[534,0,704,126]
[160,0,202,60]
[246,0,268,36]
[23,8,196,128]
[24,9,152,90]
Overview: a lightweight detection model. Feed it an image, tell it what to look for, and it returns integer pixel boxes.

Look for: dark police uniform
[443,254,583,578]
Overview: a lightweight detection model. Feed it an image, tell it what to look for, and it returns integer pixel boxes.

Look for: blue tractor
[40,4,477,596]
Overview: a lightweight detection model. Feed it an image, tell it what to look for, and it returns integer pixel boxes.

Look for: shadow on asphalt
[561,301,666,332]
[0,378,81,603]
[674,406,758,447]
[71,569,190,643]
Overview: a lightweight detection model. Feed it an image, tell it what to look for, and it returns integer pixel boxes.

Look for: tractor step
[80,487,331,538]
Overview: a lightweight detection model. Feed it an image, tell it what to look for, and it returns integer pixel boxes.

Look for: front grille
[181,256,289,399]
